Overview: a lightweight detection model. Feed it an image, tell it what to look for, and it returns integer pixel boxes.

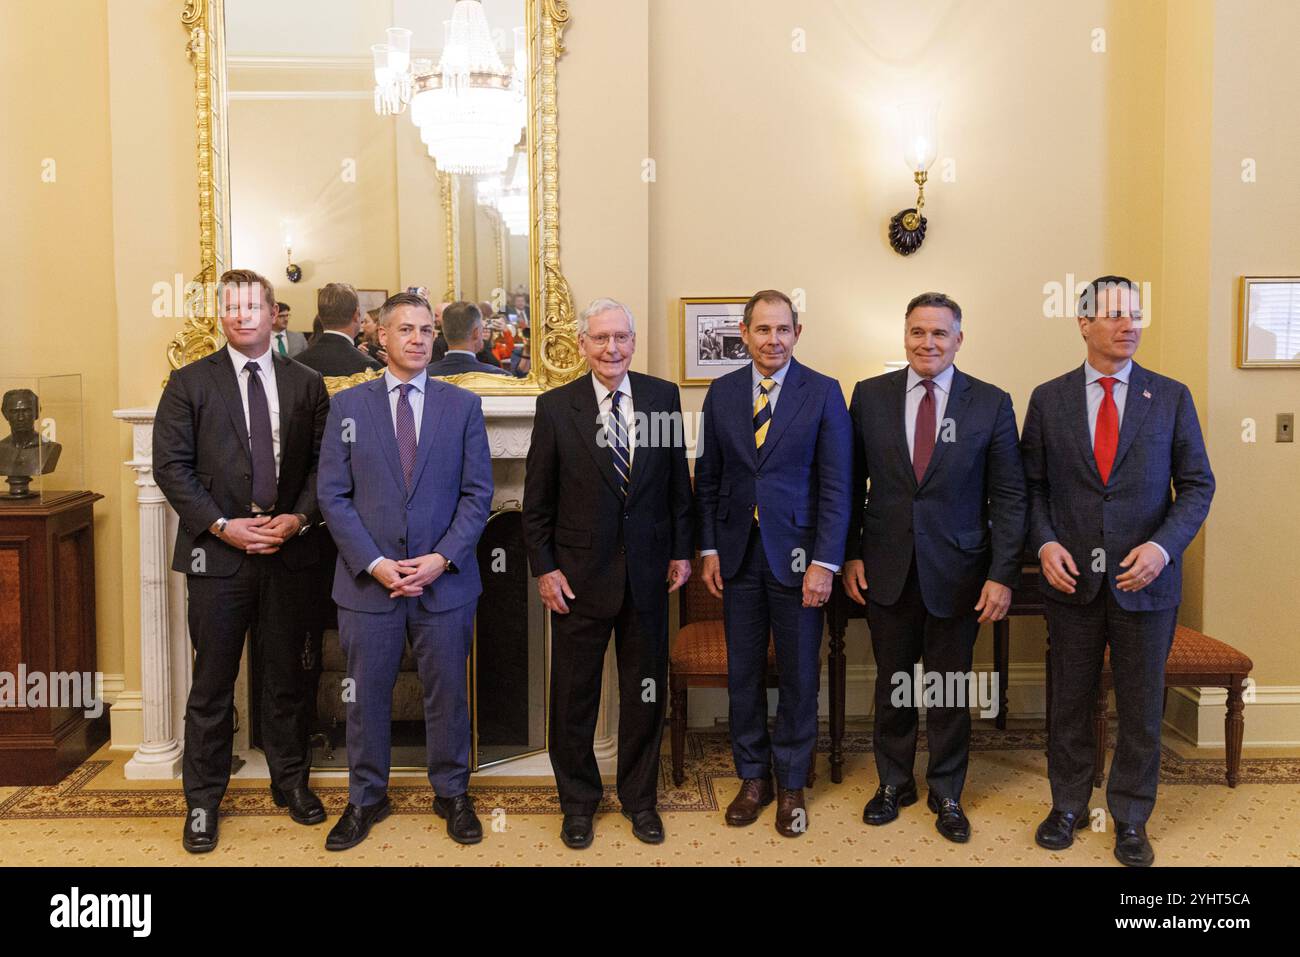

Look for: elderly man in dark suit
[296,283,383,378]
[523,297,694,849]
[426,301,510,377]
[153,268,330,853]
[843,292,1027,842]
[695,289,852,837]
[317,292,493,851]
[1022,275,1214,867]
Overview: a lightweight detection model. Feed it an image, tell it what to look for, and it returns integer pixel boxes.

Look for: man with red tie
[1021,276,1214,867]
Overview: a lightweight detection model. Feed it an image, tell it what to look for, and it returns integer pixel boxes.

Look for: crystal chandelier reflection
[476,155,529,236]
[372,1,526,176]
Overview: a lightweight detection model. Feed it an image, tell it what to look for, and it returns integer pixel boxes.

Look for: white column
[115,409,184,778]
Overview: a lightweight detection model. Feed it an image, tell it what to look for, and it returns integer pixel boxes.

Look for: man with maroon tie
[1021,276,1214,867]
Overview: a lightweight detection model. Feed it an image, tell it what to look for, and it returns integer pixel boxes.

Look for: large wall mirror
[173,0,580,395]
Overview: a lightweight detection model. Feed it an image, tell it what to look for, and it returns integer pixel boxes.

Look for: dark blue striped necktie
[608,390,630,498]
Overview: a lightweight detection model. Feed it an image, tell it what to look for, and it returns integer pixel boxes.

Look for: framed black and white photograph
[680,296,751,385]
[1238,276,1300,368]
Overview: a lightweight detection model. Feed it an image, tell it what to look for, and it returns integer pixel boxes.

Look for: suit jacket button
[407,503,413,510]
[398,537,406,545]
[624,512,630,519]
[1104,493,1113,501]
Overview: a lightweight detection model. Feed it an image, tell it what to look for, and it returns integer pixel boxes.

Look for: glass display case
[0,374,84,503]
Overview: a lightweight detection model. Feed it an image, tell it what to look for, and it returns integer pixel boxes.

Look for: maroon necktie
[912,378,936,483]
[396,383,417,489]
[1094,376,1119,484]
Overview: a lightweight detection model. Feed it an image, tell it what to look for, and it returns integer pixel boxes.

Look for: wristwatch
[294,513,310,536]
[213,517,229,536]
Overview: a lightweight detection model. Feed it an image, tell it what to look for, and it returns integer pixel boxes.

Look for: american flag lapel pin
[1142,389,1152,399]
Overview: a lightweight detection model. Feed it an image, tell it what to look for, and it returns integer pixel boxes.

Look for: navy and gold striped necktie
[752,377,775,521]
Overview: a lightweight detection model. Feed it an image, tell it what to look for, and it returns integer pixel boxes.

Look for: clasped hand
[218,514,301,554]
[371,554,448,598]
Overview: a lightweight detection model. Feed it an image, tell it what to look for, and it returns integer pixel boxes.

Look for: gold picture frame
[1237,276,1300,368]
[679,296,752,386]
[171,0,582,396]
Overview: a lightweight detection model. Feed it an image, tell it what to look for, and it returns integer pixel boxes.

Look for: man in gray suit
[1021,275,1214,867]
[272,301,308,358]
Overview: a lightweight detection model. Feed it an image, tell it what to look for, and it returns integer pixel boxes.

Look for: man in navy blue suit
[425,301,510,378]
[317,292,494,851]
[695,289,852,837]
[1022,276,1214,867]
[843,292,1027,843]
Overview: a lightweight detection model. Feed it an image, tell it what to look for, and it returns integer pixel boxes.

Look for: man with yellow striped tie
[695,289,852,837]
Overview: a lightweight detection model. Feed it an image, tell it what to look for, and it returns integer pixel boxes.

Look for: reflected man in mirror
[425,301,510,377]
[296,282,383,378]
[523,297,694,849]
[153,268,330,854]
[317,292,493,851]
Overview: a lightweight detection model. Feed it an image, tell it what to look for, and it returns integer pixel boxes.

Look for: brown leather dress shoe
[775,787,808,837]
[724,776,775,826]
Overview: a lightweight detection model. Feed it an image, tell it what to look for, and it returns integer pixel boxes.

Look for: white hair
[578,297,636,337]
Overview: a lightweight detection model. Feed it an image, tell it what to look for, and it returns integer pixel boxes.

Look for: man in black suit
[844,292,1027,843]
[153,268,331,853]
[296,282,383,377]
[1022,276,1214,867]
[426,301,510,377]
[523,297,694,849]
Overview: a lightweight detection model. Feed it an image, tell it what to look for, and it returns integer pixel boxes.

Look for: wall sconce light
[889,101,938,256]
[284,231,302,283]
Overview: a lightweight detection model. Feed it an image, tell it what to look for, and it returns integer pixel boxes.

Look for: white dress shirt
[702,360,837,573]
[383,368,427,443]
[226,344,281,480]
[904,363,955,458]
[1039,359,1168,565]
[592,371,635,468]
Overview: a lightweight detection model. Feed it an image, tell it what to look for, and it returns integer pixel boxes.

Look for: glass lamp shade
[385,27,412,75]
[898,101,939,172]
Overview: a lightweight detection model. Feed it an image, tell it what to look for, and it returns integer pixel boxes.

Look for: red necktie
[912,378,936,483]
[1094,376,1119,484]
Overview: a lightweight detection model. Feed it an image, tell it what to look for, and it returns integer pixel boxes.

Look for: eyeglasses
[585,333,634,347]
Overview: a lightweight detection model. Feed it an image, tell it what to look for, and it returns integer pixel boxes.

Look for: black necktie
[608,390,630,498]
[244,361,277,510]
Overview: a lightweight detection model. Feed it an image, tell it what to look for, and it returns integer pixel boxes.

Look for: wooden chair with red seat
[1092,624,1254,788]
[667,557,779,787]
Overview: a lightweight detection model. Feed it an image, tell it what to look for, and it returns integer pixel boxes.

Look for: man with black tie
[695,289,852,837]
[843,292,1027,842]
[523,298,694,849]
[426,301,511,377]
[295,282,383,377]
[153,268,330,853]
[1022,276,1214,867]
[317,292,493,850]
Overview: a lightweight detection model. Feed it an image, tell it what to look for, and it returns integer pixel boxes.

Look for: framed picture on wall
[356,288,389,317]
[679,297,752,385]
[1238,276,1300,368]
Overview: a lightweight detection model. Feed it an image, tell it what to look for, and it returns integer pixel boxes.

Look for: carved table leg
[828,616,847,784]
[670,673,687,787]
[993,619,1010,730]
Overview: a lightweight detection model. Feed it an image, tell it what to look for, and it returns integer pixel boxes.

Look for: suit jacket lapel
[570,380,625,499]
[365,377,407,493]
[757,359,809,468]
[1065,365,1096,477]
[407,378,446,497]
[623,374,659,506]
[888,369,917,490]
[207,352,251,466]
[1109,362,1153,479]
[917,367,971,490]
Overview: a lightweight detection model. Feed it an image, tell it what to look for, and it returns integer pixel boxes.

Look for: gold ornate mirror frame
[172,0,580,396]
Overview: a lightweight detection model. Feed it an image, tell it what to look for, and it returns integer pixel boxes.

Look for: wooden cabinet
[0,491,107,785]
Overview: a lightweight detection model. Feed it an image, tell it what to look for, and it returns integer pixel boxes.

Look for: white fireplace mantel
[114,392,617,781]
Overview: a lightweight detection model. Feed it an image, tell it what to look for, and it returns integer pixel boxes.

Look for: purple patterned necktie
[244,361,278,510]
[396,382,417,488]
[912,378,936,483]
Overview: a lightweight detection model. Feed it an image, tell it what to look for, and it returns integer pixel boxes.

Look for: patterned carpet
[1,728,1295,821]
[2,728,1297,866]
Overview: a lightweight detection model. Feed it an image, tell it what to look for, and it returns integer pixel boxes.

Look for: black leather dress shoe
[433,793,483,845]
[927,792,971,843]
[271,784,326,825]
[1035,807,1090,850]
[1114,821,1155,867]
[862,781,918,826]
[622,808,665,845]
[325,798,391,851]
[560,814,594,849]
[182,806,219,854]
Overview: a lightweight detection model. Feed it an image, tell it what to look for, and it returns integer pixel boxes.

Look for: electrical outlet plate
[1278,413,1294,443]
